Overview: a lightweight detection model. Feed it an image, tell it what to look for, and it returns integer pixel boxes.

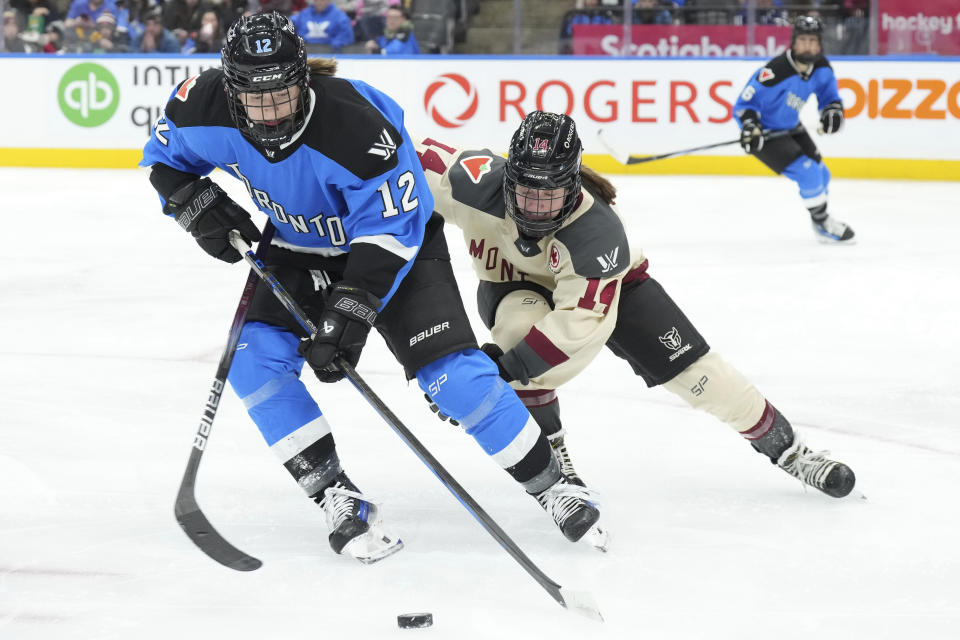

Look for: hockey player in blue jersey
[140,12,606,563]
[734,15,855,243]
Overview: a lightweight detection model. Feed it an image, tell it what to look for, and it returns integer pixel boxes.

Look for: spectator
[559,0,616,55]
[114,0,142,39]
[634,0,671,25]
[193,9,225,53]
[735,0,789,27]
[291,0,354,50]
[65,0,119,26]
[162,0,205,32]
[10,0,62,35]
[173,26,196,52]
[249,0,294,16]
[353,0,397,42]
[364,5,417,54]
[62,12,97,50]
[42,19,65,52]
[91,10,129,51]
[841,0,868,54]
[3,9,30,51]
[132,7,181,52]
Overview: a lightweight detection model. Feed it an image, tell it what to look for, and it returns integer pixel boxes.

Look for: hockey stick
[227,231,603,622]
[597,124,804,165]
[173,224,275,572]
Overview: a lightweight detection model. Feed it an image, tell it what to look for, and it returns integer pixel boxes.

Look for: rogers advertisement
[879,0,960,55]
[572,25,791,57]
[2,57,959,163]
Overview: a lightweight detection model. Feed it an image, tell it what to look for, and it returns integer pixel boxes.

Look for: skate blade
[343,530,404,565]
[814,233,857,245]
[581,523,609,553]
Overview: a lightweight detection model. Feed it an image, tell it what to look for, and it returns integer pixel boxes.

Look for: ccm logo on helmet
[252,73,283,82]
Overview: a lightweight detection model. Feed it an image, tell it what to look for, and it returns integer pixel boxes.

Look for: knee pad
[783,156,829,209]
[661,351,767,432]
[228,322,325,447]
[417,350,535,459]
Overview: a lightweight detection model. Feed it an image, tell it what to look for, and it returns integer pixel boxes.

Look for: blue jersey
[733,52,842,130]
[141,69,433,308]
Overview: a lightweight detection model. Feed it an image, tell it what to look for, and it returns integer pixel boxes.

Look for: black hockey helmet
[221,11,309,147]
[791,15,824,64]
[504,111,583,238]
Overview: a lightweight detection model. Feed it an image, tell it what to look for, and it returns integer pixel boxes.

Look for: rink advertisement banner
[878,0,960,56]
[571,25,792,58]
[1,55,958,178]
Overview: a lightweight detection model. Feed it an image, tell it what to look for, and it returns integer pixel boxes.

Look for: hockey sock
[278,434,342,498]
[515,389,563,438]
[741,402,796,460]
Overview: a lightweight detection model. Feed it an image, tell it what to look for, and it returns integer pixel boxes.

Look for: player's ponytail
[580,165,616,204]
[307,58,338,77]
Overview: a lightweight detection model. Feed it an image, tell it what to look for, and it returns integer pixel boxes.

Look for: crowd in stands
[560,0,871,55]
[1,0,469,54]
[1,0,870,55]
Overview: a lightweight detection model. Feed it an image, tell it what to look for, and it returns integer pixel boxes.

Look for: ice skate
[811,215,855,243]
[535,476,608,551]
[315,472,403,564]
[547,431,584,487]
[777,437,856,498]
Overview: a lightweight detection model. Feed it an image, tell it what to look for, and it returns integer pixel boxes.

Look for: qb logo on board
[423,73,478,128]
[58,63,120,127]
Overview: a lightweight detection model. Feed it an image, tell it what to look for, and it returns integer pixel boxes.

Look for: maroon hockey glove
[298,285,380,384]
[163,177,261,263]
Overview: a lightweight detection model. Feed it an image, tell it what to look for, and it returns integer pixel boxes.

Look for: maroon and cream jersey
[416,138,649,387]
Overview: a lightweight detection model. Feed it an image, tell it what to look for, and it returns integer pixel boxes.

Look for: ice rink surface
[1,168,958,639]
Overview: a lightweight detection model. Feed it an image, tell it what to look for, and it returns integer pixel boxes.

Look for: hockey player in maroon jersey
[417,112,856,499]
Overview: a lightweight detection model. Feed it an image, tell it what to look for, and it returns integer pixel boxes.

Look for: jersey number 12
[377,171,419,218]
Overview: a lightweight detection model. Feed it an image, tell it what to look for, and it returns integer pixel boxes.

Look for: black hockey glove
[819,102,844,134]
[298,285,380,384]
[162,177,261,263]
[423,393,459,426]
[480,342,517,384]
[739,112,764,153]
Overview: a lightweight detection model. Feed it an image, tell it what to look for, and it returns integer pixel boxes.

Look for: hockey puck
[397,612,433,629]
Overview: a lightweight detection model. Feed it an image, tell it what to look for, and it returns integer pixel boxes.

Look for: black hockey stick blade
[598,124,804,165]
[175,487,263,571]
[173,225,273,572]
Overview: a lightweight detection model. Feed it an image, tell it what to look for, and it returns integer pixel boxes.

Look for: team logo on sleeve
[459,155,493,184]
[548,243,562,273]
[175,74,201,102]
[659,326,692,361]
[758,67,775,83]
[367,128,397,160]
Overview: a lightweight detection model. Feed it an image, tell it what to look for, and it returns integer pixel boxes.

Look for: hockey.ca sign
[878,0,960,55]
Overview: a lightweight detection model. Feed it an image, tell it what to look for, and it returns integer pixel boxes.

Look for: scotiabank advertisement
[2,56,959,164]
[879,0,960,55]
[572,25,792,58]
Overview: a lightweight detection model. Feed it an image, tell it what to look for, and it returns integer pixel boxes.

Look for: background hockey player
[734,15,854,243]
[140,13,605,564]
[416,111,857,499]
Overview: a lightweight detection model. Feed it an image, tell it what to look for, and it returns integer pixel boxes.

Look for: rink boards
[1,54,958,180]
